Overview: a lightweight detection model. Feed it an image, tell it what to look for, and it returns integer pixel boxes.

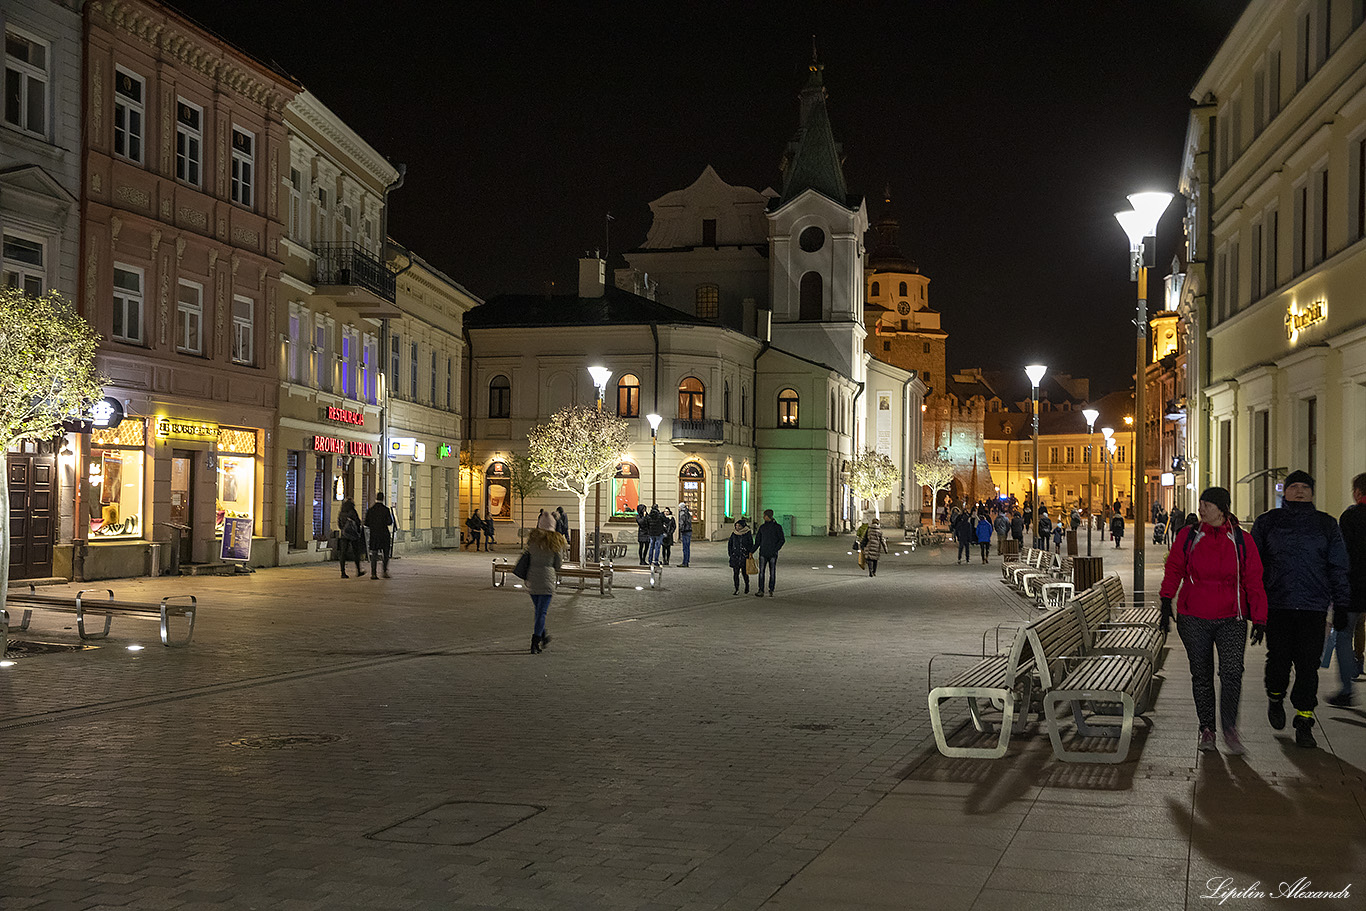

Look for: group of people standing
[1160,470,1364,753]
[634,503,693,567]
[335,495,397,579]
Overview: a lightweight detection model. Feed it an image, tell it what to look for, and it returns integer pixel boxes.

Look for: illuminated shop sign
[155,416,218,440]
[312,435,375,457]
[438,443,452,459]
[325,405,365,426]
[1285,299,1327,343]
[91,397,125,429]
[388,437,425,462]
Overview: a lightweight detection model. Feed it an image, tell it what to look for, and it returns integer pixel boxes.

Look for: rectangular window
[990,449,1001,464]
[1298,10,1312,88]
[446,356,453,409]
[315,186,330,243]
[701,218,716,245]
[314,318,331,391]
[1216,248,1228,322]
[410,341,418,400]
[231,127,254,207]
[1065,446,1075,464]
[1250,221,1263,299]
[2,232,45,295]
[1306,396,1318,473]
[4,27,48,136]
[175,99,202,187]
[176,280,203,354]
[288,168,303,239]
[1253,63,1266,135]
[1217,105,1229,175]
[1049,446,1059,465]
[1293,182,1308,275]
[430,351,438,404]
[1268,47,1282,117]
[1356,137,1366,242]
[112,264,143,343]
[1229,239,1240,313]
[113,67,144,163]
[231,296,254,365]
[1317,0,1332,67]
[287,308,302,382]
[1267,206,1280,288]
[342,204,354,247]
[1229,91,1242,162]
[363,333,377,404]
[1315,166,1329,265]
[390,333,401,399]
[1116,444,1126,463]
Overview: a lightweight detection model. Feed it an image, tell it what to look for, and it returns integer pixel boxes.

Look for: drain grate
[225,733,345,749]
[791,723,836,732]
[369,800,542,846]
[1,639,96,659]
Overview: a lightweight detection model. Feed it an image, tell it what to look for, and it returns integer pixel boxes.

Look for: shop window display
[88,419,146,538]
[216,427,257,534]
[612,462,641,517]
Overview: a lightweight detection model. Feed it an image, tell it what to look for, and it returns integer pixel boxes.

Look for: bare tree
[505,451,544,533]
[0,289,104,609]
[526,406,630,562]
[912,451,956,523]
[847,449,902,520]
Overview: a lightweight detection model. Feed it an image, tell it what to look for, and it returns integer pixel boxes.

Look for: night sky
[173,0,1249,394]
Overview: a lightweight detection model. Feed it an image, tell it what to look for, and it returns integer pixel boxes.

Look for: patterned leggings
[1176,613,1248,731]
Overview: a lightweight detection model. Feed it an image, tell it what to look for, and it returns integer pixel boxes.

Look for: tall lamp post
[1115,191,1174,603]
[1025,364,1047,547]
[1082,407,1099,555]
[646,413,662,507]
[588,365,613,562]
[1101,426,1115,520]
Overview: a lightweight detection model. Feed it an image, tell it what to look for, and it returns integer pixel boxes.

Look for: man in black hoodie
[1251,470,1352,747]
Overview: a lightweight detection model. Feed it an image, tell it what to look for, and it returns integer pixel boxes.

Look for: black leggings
[732,564,749,592]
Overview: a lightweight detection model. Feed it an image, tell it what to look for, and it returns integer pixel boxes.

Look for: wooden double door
[8,450,57,580]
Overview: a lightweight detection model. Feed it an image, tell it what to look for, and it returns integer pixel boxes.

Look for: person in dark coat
[754,509,786,595]
[337,498,366,578]
[482,512,496,548]
[554,506,570,539]
[975,513,993,564]
[644,505,666,565]
[465,510,483,551]
[661,508,676,566]
[1252,470,1352,747]
[954,511,974,564]
[524,513,565,654]
[677,502,694,567]
[635,504,649,565]
[727,519,754,595]
[1010,512,1024,544]
[364,494,396,578]
[1334,472,1366,704]
[1110,513,1125,548]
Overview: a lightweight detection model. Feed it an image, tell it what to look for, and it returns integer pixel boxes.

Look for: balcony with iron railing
[313,242,399,316]
[671,418,724,444]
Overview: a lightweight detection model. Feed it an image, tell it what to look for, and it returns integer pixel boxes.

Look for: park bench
[1042,651,1156,764]
[2,585,197,651]
[1099,574,1162,625]
[604,559,662,589]
[926,605,1082,759]
[1002,548,1048,587]
[1021,556,1075,607]
[1070,581,1166,668]
[555,562,612,595]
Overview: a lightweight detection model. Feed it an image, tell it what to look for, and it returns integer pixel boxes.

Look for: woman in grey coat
[525,514,565,654]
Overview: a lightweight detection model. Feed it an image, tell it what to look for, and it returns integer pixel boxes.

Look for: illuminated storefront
[612,461,641,517]
[88,418,146,539]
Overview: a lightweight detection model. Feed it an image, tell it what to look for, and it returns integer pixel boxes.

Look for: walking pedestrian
[645,504,665,565]
[1010,511,1024,544]
[1159,487,1267,754]
[994,511,1010,554]
[636,504,649,565]
[464,509,482,551]
[364,494,396,578]
[954,511,974,564]
[754,509,786,595]
[861,519,887,576]
[482,511,496,549]
[1251,470,1352,748]
[1037,509,1052,550]
[554,506,570,539]
[1110,512,1125,549]
[727,518,754,595]
[337,498,366,578]
[678,502,693,567]
[976,512,993,564]
[1328,472,1366,706]
[524,512,565,654]
[662,508,676,566]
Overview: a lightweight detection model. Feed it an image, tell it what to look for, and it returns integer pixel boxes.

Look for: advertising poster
[220,516,253,562]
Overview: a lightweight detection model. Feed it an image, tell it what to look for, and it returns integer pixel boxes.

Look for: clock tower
[863,188,946,394]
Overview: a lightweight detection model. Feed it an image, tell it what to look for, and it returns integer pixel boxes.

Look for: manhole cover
[1,640,96,659]
[225,733,345,749]
[369,800,542,846]
[791,723,836,732]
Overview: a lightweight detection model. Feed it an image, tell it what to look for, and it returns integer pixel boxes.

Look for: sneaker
[1223,727,1246,756]
[1268,698,1286,730]
[1326,692,1354,708]
[755,591,764,598]
[1294,715,1317,749]
[1198,728,1218,752]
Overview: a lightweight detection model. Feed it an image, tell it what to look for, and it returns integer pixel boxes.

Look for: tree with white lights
[0,288,104,611]
[527,406,631,562]
[912,450,957,522]
[847,449,901,520]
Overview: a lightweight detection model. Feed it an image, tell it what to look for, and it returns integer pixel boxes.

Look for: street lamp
[1025,364,1047,547]
[1082,407,1099,556]
[1116,190,1173,602]
[588,365,613,563]
[1101,426,1115,532]
[646,412,662,509]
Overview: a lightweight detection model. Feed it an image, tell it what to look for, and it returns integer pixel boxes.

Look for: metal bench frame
[603,559,662,589]
[555,563,612,595]
[1043,654,1155,764]
[4,585,197,647]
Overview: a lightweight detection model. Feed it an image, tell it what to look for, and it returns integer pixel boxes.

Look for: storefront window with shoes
[88,419,146,539]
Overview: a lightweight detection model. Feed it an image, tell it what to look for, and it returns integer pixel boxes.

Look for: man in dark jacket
[678,502,694,567]
[754,509,786,597]
[364,494,396,578]
[645,505,665,565]
[1333,472,1366,705]
[1251,470,1352,747]
[1009,512,1024,544]
[635,504,649,565]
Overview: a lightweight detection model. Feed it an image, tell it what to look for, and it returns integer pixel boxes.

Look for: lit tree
[505,451,544,533]
[0,288,104,607]
[527,406,631,562]
[912,450,956,522]
[847,449,901,520]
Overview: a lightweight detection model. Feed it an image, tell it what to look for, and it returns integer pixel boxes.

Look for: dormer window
[702,218,717,246]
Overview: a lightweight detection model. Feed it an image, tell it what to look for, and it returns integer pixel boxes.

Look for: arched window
[899,281,908,296]
[741,462,751,519]
[724,381,731,423]
[678,377,704,421]
[799,271,823,320]
[870,280,880,297]
[778,388,799,427]
[616,373,640,417]
[695,283,719,319]
[724,461,734,520]
[488,374,511,418]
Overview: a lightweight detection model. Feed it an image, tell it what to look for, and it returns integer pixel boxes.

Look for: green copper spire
[778,56,849,207]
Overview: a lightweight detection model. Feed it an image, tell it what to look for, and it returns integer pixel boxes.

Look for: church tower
[765,57,868,381]
[864,189,946,394]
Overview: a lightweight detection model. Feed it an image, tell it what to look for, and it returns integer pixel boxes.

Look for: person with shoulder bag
[364,494,396,578]
[727,519,754,595]
[862,519,888,577]
[1160,487,1268,754]
[337,498,366,578]
[523,513,565,654]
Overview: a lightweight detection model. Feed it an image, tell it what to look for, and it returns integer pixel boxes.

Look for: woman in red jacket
[1159,487,1269,755]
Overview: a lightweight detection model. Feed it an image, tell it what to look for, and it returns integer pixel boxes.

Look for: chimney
[578,251,605,298]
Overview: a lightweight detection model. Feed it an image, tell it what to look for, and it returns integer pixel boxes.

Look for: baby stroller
[1152,521,1166,544]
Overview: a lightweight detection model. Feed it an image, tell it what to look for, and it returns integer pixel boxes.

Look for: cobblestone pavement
[2,536,1364,910]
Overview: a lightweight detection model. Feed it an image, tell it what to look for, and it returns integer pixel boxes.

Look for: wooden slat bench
[1070,583,1166,668]
[1003,549,1048,587]
[3,585,198,649]
[555,563,612,595]
[604,560,662,589]
[1043,652,1156,764]
[1099,574,1162,625]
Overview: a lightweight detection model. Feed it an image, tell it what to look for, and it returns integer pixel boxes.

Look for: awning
[1236,467,1288,485]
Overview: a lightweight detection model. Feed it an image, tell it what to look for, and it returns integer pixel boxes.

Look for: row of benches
[490,558,663,594]
[2,585,198,657]
[928,574,1164,764]
[1000,548,1075,609]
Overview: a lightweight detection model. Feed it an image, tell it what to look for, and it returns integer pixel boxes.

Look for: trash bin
[1073,555,1104,592]
[782,514,795,537]
[1066,530,1078,556]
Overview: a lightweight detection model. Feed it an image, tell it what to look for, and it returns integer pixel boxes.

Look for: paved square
[3,537,1363,910]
